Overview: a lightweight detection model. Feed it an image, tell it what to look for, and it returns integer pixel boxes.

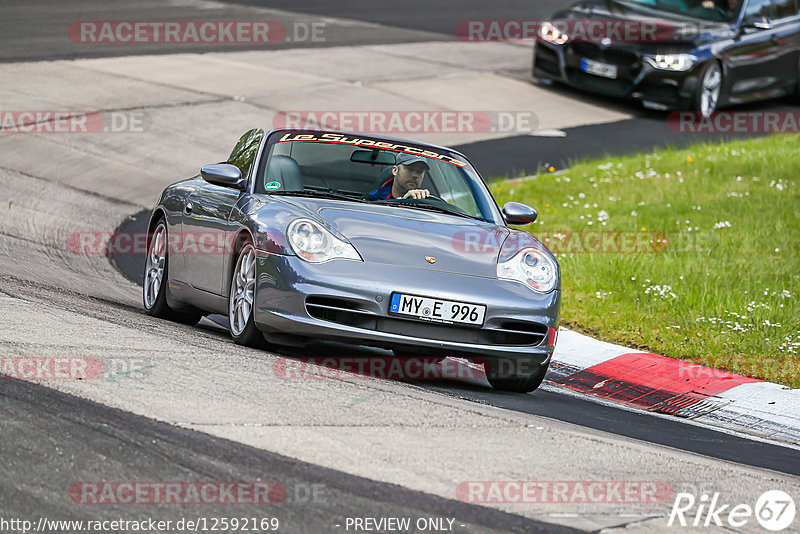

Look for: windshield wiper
[303,185,364,197]
[269,189,366,202]
[379,200,485,221]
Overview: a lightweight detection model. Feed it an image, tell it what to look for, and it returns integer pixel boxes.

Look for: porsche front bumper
[253,251,560,364]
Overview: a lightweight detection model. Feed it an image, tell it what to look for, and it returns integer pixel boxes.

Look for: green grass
[490,134,800,387]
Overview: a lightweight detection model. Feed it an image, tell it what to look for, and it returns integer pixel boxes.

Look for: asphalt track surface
[3,1,800,532]
[0,378,578,534]
[0,0,563,62]
[219,0,568,36]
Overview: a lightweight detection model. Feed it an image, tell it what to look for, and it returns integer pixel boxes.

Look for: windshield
[618,0,741,22]
[256,131,502,223]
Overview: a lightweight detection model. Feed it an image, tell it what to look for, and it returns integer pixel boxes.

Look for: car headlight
[643,54,697,72]
[538,21,569,45]
[497,248,558,293]
[287,219,361,263]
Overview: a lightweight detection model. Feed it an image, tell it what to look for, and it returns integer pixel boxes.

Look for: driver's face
[393,162,427,195]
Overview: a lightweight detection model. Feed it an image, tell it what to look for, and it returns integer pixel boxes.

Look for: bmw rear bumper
[253,251,559,364]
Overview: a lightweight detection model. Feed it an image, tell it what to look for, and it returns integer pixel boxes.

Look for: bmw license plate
[581,58,618,79]
[390,293,486,326]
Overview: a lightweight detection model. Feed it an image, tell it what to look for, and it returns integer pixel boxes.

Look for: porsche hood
[268,197,514,277]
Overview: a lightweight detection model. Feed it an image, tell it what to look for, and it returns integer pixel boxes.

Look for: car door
[723,0,794,99]
[182,184,245,295]
[182,130,262,295]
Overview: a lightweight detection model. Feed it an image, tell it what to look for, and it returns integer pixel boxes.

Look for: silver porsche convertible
[143,128,560,392]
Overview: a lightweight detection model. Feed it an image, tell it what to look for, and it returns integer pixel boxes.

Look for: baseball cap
[395,153,430,168]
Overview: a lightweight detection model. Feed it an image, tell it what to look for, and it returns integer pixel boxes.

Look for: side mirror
[742,15,772,31]
[201,163,245,190]
[502,201,538,225]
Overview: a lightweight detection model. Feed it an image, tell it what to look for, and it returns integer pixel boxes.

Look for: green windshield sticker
[266,181,281,190]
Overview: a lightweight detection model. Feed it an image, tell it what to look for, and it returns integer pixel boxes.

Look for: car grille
[564,42,641,96]
[305,296,548,346]
[569,42,638,66]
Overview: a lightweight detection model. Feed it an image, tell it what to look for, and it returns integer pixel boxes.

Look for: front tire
[143,218,201,325]
[485,358,549,393]
[229,240,264,347]
[695,60,723,118]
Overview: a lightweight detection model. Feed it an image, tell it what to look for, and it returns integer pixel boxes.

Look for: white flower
[769,179,788,191]
[643,284,678,299]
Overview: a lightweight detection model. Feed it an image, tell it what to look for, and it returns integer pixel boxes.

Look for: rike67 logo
[668,490,795,531]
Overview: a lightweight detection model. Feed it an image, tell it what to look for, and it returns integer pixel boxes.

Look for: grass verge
[490,134,799,387]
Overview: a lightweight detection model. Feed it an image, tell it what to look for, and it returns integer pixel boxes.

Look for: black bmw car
[533,0,800,116]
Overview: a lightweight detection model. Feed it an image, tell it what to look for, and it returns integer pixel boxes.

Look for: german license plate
[581,58,618,79]
[389,293,486,326]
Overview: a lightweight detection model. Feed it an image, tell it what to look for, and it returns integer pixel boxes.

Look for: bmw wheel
[143,218,202,325]
[229,239,264,347]
[695,61,722,119]
[485,358,549,393]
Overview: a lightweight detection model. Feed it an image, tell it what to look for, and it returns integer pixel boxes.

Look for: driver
[363,153,431,200]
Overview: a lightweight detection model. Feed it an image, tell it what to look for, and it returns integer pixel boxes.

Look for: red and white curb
[549,328,800,446]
